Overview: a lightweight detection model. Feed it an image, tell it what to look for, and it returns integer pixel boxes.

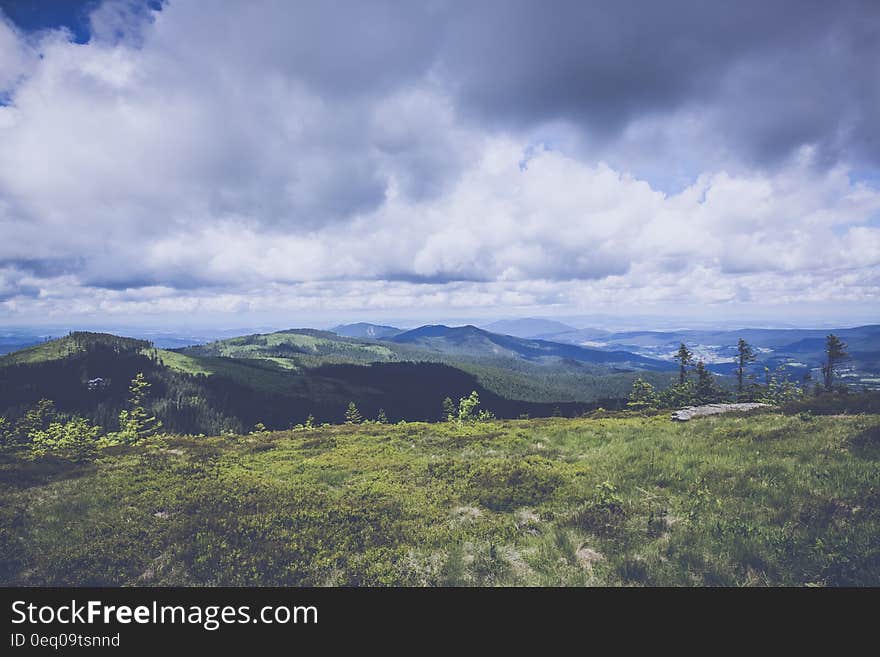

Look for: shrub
[783,391,880,415]
[30,417,102,462]
[468,456,563,511]
[566,481,626,535]
[458,391,481,423]
[756,365,805,406]
[7,399,57,445]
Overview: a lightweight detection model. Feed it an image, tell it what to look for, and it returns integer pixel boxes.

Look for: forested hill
[0,330,665,436]
[387,324,674,371]
[183,325,675,371]
[178,327,677,403]
[0,331,151,366]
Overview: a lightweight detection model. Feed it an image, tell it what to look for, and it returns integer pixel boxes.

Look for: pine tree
[344,401,363,424]
[627,377,659,411]
[13,399,57,445]
[376,408,388,424]
[658,380,695,409]
[735,338,757,399]
[674,343,693,385]
[442,397,456,422]
[694,360,724,404]
[118,373,162,443]
[821,334,849,391]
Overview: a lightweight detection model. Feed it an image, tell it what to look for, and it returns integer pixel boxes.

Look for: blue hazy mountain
[387,325,674,371]
[0,328,666,435]
[482,318,579,339]
[0,329,60,355]
[541,324,880,385]
[331,322,403,339]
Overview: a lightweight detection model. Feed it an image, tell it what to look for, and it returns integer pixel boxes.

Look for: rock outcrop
[670,403,770,422]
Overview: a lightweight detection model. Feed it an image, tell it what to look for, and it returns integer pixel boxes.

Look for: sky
[0,0,878,330]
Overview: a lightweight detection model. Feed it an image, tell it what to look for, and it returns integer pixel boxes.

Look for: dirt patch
[575,546,605,571]
[451,505,483,524]
[514,509,542,534]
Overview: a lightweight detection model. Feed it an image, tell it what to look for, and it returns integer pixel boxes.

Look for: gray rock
[670,403,770,422]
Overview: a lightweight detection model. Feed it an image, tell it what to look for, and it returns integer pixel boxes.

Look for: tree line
[628,334,851,410]
[1,372,163,461]
[1,331,860,460]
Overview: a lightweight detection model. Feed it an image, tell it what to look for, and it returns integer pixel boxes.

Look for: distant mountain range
[538,325,880,350]
[515,324,879,389]
[1,321,877,436]
[332,321,880,387]
[331,322,403,339]
[481,318,577,338]
[0,324,678,435]
[326,322,673,371]
[0,329,60,356]
[385,324,672,371]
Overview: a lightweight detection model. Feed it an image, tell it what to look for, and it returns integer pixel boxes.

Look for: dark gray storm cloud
[433,0,880,168]
[173,0,880,171]
[151,0,880,172]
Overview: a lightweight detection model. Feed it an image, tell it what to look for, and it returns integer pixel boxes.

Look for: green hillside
[181,327,678,403]
[2,411,878,586]
[0,331,622,436]
[0,332,151,367]
[388,324,675,371]
[183,329,400,368]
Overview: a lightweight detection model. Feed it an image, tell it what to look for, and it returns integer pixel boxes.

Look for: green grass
[0,332,151,368]
[153,348,347,397]
[0,330,678,414]
[185,331,399,366]
[151,349,217,376]
[0,340,76,366]
[183,330,677,403]
[1,412,878,586]
[0,335,97,367]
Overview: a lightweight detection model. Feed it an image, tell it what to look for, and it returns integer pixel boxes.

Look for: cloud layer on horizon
[0,0,878,322]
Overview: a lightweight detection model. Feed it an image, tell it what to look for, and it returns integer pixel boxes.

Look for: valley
[0,327,678,435]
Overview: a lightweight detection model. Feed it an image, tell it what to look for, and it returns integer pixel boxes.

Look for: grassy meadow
[1,410,879,586]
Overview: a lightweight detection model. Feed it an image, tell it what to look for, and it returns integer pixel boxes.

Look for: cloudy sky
[0,0,878,329]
